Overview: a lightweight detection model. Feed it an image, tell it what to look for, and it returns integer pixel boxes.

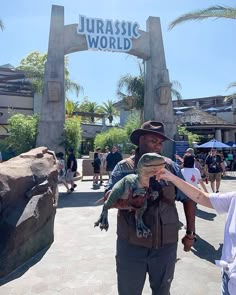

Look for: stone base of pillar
[36,121,65,153]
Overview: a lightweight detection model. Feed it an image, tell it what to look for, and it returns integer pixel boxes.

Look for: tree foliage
[94,114,140,153]
[99,99,119,124]
[65,98,80,117]
[77,97,102,123]
[169,5,236,30]
[177,126,202,146]
[0,19,4,30]
[117,61,183,120]
[17,51,82,95]
[94,128,128,152]
[124,113,141,138]
[63,117,81,156]
[7,114,39,155]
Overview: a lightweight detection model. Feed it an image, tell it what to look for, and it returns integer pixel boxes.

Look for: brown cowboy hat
[130,121,174,145]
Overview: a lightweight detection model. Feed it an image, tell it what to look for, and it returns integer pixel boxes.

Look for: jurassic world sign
[77,15,140,52]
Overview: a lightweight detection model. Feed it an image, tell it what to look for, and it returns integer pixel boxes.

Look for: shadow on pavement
[0,246,49,286]
[191,235,223,264]
[196,207,216,221]
[57,191,104,208]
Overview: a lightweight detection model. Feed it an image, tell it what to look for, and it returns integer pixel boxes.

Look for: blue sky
[1,0,236,104]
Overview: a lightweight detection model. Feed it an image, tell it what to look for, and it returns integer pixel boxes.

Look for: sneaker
[216,190,219,193]
[73,184,77,189]
[70,188,74,192]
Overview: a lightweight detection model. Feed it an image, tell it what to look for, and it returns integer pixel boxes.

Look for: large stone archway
[36,5,175,155]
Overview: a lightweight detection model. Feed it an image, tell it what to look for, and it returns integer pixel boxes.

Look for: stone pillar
[36,5,65,152]
[215,129,222,142]
[224,130,229,143]
[144,17,175,157]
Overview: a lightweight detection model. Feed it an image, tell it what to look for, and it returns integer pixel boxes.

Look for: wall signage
[77,15,140,52]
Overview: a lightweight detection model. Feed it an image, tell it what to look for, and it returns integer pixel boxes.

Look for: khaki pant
[208,172,221,182]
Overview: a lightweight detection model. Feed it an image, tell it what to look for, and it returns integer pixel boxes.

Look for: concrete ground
[0,174,235,295]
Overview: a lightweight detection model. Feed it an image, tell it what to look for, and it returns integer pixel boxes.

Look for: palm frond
[0,20,4,31]
[224,93,236,102]
[169,5,236,30]
[66,80,83,97]
[226,81,236,91]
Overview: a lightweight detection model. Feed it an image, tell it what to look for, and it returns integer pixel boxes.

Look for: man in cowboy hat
[105,120,196,295]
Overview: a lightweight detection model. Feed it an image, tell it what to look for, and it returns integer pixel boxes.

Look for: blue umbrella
[197,139,230,149]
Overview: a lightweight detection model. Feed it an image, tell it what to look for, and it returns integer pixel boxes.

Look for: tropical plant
[17,51,82,95]
[168,5,236,102]
[7,114,39,155]
[169,5,236,30]
[117,61,183,120]
[99,99,119,125]
[63,117,81,157]
[65,98,80,117]
[77,97,102,123]
[117,61,144,121]
[124,113,141,138]
[177,126,202,146]
[0,19,4,31]
[94,127,129,152]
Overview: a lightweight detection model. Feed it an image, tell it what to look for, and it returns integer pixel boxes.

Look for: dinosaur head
[137,153,166,178]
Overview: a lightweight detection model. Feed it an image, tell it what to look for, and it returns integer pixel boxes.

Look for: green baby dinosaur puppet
[94,152,166,238]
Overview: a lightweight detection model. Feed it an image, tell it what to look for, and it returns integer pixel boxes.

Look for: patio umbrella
[197,139,230,149]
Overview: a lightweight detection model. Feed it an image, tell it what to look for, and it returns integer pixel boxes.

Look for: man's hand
[181,234,195,252]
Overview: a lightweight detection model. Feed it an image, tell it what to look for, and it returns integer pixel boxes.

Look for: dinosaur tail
[95,196,105,204]
[95,190,110,205]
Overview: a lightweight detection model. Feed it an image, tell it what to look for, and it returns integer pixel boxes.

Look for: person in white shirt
[181,155,208,193]
[157,168,236,295]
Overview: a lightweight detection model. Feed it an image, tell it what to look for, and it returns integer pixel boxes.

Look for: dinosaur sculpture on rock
[94,153,166,238]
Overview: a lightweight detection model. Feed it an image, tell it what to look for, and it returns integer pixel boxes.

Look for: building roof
[0,65,33,96]
[177,107,236,129]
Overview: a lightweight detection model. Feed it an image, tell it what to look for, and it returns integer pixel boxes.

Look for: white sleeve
[195,168,201,183]
[209,192,235,214]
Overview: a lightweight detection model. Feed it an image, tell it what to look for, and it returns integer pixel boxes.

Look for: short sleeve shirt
[205,155,222,173]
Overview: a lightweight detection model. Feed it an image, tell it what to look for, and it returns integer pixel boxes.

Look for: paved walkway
[1,176,236,295]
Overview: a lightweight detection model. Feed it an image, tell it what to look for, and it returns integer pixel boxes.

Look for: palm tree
[117,61,183,120]
[17,51,82,96]
[65,98,80,117]
[0,19,4,31]
[77,97,101,123]
[117,61,144,121]
[99,100,119,125]
[169,5,236,30]
[168,5,236,103]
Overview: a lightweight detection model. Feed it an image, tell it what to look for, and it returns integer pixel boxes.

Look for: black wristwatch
[186,230,197,241]
[186,230,195,236]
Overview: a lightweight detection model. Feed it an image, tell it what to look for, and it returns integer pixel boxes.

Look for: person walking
[158,168,236,295]
[106,145,122,179]
[66,148,77,192]
[181,154,208,193]
[105,120,196,295]
[92,149,102,186]
[205,148,225,193]
[56,152,71,193]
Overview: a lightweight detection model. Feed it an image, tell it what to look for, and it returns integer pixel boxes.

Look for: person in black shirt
[66,148,77,192]
[92,151,102,185]
[106,145,123,179]
[205,148,225,193]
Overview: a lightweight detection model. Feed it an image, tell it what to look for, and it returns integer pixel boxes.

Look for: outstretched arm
[157,168,213,208]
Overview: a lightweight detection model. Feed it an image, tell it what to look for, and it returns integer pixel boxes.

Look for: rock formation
[0,147,58,278]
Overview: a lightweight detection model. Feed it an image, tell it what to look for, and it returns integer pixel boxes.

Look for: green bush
[124,113,141,138]
[7,114,39,155]
[63,117,81,157]
[94,114,141,154]
[94,127,127,150]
